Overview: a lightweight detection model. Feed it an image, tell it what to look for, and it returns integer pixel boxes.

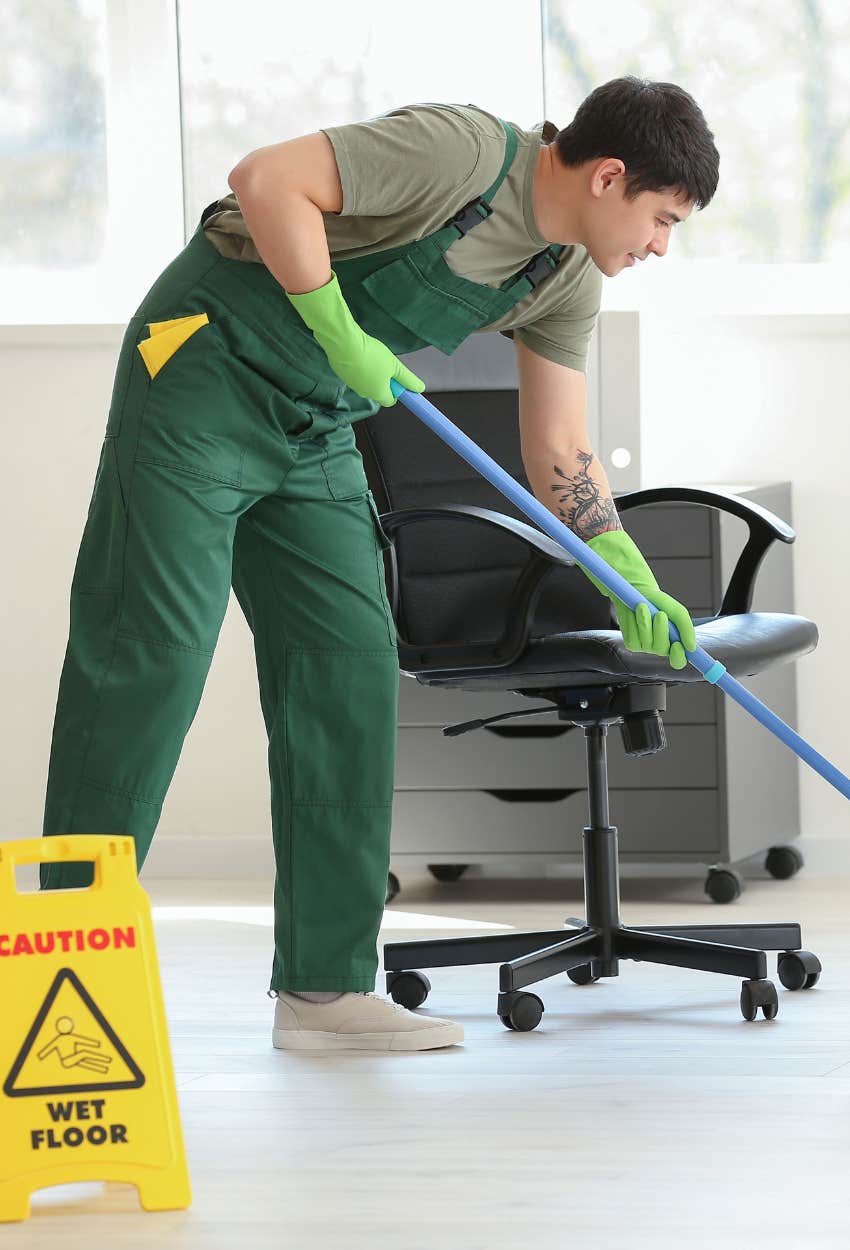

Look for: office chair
[354,393,823,1032]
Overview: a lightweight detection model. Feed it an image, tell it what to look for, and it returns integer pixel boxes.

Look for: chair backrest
[354,389,613,647]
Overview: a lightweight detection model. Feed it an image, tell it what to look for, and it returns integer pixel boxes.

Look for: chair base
[382,915,822,1026]
[383,709,821,1026]
[383,917,803,990]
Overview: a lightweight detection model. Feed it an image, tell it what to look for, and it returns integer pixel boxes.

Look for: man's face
[584,168,695,277]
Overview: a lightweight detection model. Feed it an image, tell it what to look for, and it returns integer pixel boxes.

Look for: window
[542,0,850,311]
[2,0,183,324]
[5,1,848,323]
[3,1,107,272]
[176,0,545,232]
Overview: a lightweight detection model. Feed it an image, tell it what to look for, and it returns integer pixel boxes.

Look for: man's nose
[647,231,669,259]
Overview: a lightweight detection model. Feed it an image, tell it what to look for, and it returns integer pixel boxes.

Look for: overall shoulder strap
[443,116,518,238]
[482,118,518,201]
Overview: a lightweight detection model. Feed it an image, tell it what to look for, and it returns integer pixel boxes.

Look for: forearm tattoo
[550,449,622,540]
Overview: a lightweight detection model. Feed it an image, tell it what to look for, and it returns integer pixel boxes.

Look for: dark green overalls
[40,119,564,993]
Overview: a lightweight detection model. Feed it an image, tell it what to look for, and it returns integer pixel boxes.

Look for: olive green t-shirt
[203,102,602,372]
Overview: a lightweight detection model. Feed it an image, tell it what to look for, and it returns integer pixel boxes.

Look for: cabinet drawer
[619,505,712,558]
[394,724,718,789]
[646,558,714,610]
[390,788,721,857]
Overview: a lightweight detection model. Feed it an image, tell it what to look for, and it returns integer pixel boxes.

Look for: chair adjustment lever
[442,706,558,737]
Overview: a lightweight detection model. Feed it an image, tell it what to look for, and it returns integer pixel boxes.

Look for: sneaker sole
[272,1021,464,1052]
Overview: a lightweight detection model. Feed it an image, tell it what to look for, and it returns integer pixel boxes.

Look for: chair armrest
[374,503,577,675]
[377,503,576,568]
[614,486,795,615]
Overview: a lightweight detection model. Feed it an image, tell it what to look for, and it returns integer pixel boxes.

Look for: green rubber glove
[579,529,697,671]
[285,271,425,407]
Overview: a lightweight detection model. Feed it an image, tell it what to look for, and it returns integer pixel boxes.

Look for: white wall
[0,326,272,877]
[2,314,848,880]
[638,312,850,845]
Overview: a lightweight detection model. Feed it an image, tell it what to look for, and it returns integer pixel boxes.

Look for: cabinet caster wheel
[777,950,821,990]
[386,970,431,1008]
[765,845,804,880]
[740,978,779,1020]
[497,992,544,1032]
[427,863,469,882]
[385,871,400,905]
[567,964,599,985]
[705,867,744,903]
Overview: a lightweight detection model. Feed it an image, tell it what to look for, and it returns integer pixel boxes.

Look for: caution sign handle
[0,834,139,897]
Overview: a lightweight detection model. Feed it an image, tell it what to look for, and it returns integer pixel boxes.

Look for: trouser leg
[39,223,395,989]
[40,448,244,890]
[231,436,400,994]
[39,286,265,890]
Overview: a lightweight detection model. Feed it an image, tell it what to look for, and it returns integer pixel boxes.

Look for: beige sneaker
[272,991,463,1052]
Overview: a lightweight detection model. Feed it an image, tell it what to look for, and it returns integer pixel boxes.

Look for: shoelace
[359,991,409,1013]
[268,989,410,1012]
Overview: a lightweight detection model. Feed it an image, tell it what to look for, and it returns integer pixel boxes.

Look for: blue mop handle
[390,379,850,801]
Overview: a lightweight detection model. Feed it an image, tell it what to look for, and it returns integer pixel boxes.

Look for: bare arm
[515,336,622,540]
[227,132,343,294]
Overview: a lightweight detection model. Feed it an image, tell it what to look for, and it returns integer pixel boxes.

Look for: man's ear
[589,157,626,197]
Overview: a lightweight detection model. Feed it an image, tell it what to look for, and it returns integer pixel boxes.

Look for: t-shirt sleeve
[510,262,603,373]
[321,104,488,218]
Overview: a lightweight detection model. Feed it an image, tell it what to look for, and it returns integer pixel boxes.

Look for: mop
[389,379,850,801]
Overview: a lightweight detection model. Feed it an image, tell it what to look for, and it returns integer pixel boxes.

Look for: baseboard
[135,832,850,881]
[141,834,276,879]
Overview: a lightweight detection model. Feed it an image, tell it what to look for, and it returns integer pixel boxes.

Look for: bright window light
[542,0,850,312]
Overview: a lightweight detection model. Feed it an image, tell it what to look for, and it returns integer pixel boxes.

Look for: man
[40,76,718,1052]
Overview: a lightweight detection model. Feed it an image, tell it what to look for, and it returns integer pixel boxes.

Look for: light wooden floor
[10,857,850,1249]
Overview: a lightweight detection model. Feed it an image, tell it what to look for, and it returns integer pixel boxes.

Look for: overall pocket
[366,489,394,551]
[133,312,250,487]
[367,490,397,645]
[357,244,517,355]
[136,313,211,380]
[320,424,369,499]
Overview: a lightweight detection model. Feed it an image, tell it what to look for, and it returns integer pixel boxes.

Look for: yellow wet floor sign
[0,835,191,1221]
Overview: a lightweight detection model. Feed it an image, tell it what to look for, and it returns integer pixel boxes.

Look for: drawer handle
[484,789,579,802]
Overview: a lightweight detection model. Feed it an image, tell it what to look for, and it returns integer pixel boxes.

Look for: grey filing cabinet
[388,481,802,886]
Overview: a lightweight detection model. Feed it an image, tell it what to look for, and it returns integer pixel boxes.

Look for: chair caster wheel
[765,845,804,880]
[777,950,821,990]
[386,970,431,1008]
[497,991,544,1032]
[567,964,599,985]
[427,863,469,882]
[705,867,744,903]
[740,978,779,1020]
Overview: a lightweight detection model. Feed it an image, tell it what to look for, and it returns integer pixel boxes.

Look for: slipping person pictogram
[4,967,143,1098]
[36,1016,113,1075]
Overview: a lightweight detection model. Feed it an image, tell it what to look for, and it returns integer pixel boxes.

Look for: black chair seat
[419,611,819,691]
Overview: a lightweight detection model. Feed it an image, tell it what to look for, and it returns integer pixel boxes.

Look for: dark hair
[554,76,719,209]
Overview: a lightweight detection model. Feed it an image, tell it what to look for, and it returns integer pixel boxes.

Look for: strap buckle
[445,196,493,237]
[516,246,561,291]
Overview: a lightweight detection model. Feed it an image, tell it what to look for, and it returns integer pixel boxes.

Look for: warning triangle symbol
[3,966,145,1098]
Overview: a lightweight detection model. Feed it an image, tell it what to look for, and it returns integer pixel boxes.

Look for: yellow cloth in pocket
[137,313,210,379]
